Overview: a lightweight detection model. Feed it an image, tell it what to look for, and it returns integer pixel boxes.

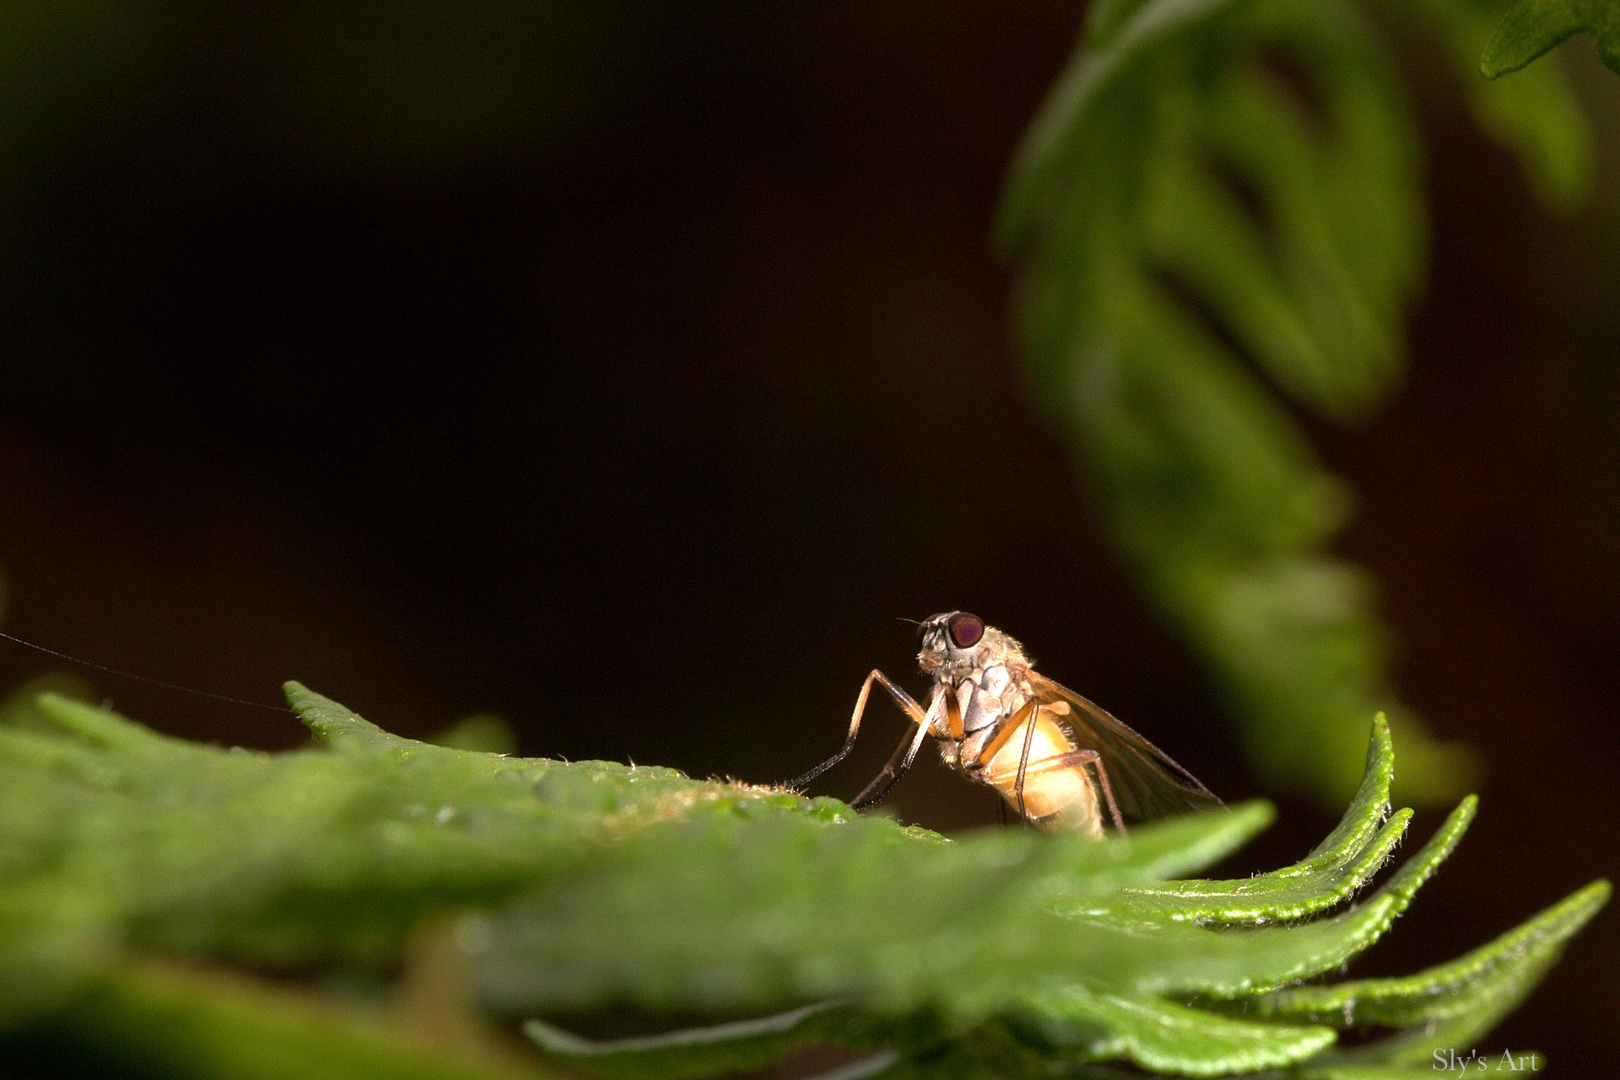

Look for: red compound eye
[947,612,984,649]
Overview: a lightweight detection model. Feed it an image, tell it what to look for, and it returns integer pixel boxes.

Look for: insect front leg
[849,701,939,809]
[785,670,927,791]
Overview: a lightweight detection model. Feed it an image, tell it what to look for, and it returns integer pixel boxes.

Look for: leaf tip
[1479,43,1518,82]
[1479,2,1589,81]
[33,692,156,748]
[1576,877,1612,911]
[283,682,397,749]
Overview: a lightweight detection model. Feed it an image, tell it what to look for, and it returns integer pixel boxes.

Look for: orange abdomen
[980,709,1101,833]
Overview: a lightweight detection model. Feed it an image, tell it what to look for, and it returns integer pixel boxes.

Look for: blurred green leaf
[0,669,98,731]
[999,0,1603,809]
[1483,0,1620,79]
[1000,0,1485,806]
[10,959,550,1080]
[0,687,1603,1079]
[1404,0,1594,210]
[430,712,521,755]
[522,1003,894,1080]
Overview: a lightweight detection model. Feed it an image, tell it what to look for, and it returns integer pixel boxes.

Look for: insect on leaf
[0,688,1606,1079]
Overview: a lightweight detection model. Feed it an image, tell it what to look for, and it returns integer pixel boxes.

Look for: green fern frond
[998,0,1600,808]
[999,0,1482,807]
[0,688,1603,1079]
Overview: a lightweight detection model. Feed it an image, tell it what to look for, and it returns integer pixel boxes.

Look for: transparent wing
[1027,671,1221,822]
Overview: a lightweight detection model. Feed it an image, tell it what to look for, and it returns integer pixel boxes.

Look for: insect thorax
[958,660,1031,732]
[932,659,1041,780]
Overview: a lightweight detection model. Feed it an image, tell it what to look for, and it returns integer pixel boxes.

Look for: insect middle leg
[785,670,927,792]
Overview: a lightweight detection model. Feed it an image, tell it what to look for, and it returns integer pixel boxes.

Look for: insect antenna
[0,630,296,715]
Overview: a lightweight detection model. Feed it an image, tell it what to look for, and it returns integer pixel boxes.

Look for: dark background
[0,1,1615,1072]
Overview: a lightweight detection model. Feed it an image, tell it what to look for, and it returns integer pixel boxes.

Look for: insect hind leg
[784,670,926,792]
[1014,698,1040,822]
[1019,748,1126,834]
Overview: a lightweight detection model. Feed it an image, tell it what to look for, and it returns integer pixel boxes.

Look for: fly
[787,612,1219,835]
